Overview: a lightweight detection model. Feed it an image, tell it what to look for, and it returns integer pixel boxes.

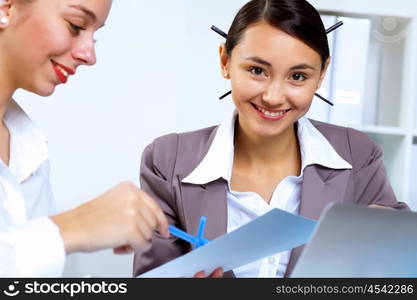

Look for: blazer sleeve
[133,134,189,277]
[348,129,408,210]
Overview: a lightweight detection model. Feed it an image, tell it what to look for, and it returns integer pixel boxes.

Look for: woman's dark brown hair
[226,0,329,69]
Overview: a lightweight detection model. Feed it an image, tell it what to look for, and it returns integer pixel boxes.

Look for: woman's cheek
[287,87,315,110]
[232,78,264,103]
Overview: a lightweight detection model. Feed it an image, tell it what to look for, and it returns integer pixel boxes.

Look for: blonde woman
[0,0,168,277]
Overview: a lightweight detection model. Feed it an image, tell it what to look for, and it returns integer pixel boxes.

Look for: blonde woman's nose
[72,39,97,66]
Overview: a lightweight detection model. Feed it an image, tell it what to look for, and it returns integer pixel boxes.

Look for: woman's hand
[51,181,169,254]
[193,267,224,278]
[368,204,395,210]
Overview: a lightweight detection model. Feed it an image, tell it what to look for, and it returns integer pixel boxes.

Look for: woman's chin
[251,126,286,139]
[29,84,56,97]
[258,131,284,138]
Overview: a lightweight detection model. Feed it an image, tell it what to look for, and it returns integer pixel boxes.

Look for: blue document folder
[139,208,317,277]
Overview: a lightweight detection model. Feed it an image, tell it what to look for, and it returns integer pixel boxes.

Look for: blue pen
[196,216,207,248]
[169,216,210,249]
[168,226,199,245]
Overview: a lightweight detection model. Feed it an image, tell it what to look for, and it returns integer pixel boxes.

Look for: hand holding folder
[138,208,317,277]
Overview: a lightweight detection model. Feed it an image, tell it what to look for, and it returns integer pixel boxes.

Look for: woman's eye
[249,67,265,76]
[291,73,307,81]
[69,22,85,35]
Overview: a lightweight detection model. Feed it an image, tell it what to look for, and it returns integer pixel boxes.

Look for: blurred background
[13,0,417,276]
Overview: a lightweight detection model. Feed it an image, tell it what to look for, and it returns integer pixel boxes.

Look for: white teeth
[255,105,287,117]
[56,64,69,77]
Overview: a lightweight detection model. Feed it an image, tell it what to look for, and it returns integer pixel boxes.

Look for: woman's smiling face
[0,0,112,96]
[220,21,328,139]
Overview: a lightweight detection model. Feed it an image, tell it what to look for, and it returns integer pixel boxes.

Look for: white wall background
[13,0,247,277]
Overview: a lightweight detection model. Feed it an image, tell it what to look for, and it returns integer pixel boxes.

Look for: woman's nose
[262,81,286,106]
[72,38,97,66]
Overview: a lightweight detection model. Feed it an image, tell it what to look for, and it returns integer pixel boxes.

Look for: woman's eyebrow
[289,64,316,71]
[245,58,316,71]
[69,4,97,23]
[245,56,272,67]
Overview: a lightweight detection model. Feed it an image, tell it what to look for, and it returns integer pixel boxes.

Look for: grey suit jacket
[133,120,408,277]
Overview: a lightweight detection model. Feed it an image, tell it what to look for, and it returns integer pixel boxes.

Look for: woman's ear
[0,0,12,29]
[219,43,230,79]
[317,57,331,90]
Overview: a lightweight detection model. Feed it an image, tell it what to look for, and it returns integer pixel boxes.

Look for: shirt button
[268,257,276,265]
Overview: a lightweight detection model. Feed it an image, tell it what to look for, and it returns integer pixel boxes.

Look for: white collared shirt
[0,100,65,277]
[183,111,352,277]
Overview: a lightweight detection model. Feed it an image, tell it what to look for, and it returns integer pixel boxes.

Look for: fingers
[368,204,395,210]
[67,182,169,254]
[137,189,169,238]
[136,202,158,234]
[113,245,134,255]
[193,271,206,278]
[125,216,153,253]
[193,267,224,278]
[209,267,224,278]
[123,187,168,252]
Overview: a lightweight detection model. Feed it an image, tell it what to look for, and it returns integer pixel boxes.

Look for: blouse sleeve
[0,217,66,277]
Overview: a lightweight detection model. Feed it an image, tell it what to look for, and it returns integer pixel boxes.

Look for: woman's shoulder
[142,125,219,175]
[149,125,218,150]
[308,119,383,168]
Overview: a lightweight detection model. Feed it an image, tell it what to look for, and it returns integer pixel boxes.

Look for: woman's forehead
[69,0,112,17]
[233,22,322,67]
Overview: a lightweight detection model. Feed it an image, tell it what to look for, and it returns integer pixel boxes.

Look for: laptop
[290,202,417,277]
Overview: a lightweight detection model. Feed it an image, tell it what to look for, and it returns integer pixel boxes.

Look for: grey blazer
[133,120,408,277]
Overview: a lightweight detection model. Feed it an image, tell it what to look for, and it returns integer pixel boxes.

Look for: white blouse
[183,110,351,277]
[0,100,65,277]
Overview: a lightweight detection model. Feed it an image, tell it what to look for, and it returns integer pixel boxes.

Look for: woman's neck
[0,70,12,166]
[0,75,14,121]
[234,120,300,168]
[0,51,16,120]
[0,96,12,121]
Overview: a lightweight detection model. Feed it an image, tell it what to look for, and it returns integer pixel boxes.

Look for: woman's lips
[51,60,75,84]
[252,103,291,121]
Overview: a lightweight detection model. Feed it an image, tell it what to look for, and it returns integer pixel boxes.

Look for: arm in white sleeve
[0,217,65,277]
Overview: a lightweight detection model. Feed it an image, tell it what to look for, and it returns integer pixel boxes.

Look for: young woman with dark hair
[133,0,407,278]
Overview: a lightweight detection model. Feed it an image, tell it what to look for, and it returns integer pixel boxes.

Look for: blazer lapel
[178,178,236,277]
[285,165,351,277]
[179,178,228,240]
